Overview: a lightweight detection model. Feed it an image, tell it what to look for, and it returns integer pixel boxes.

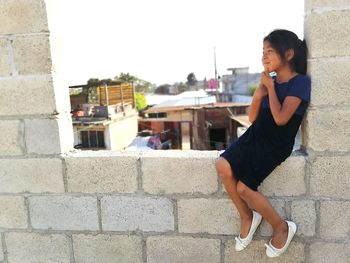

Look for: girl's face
[262,41,283,73]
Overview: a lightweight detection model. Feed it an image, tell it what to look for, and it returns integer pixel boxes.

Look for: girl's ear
[285,49,295,61]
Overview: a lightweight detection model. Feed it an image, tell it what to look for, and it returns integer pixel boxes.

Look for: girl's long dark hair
[264,29,308,75]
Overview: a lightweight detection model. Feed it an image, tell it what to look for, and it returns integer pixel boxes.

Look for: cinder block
[291,200,316,237]
[305,11,350,58]
[141,151,218,194]
[0,76,56,116]
[29,195,99,231]
[101,196,174,232]
[5,232,70,263]
[259,156,306,196]
[0,196,27,229]
[308,59,350,106]
[0,158,64,193]
[309,242,350,263]
[25,118,63,154]
[310,156,350,198]
[147,236,220,263]
[319,201,350,239]
[12,35,52,75]
[305,0,350,11]
[65,155,138,193]
[0,243,3,261]
[224,240,305,263]
[304,108,350,151]
[178,198,239,235]
[0,0,48,34]
[0,120,23,156]
[73,234,142,263]
[0,39,11,76]
[259,200,286,237]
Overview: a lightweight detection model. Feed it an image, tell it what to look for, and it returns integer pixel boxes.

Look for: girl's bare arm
[248,84,267,123]
[261,72,301,126]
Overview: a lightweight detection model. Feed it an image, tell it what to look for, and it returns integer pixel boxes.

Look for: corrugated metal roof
[144,102,250,113]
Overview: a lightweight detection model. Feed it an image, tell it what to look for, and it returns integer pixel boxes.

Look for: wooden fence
[99,83,135,108]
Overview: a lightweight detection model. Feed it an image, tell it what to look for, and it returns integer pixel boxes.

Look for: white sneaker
[235,210,263,251]
[265,220,297,257]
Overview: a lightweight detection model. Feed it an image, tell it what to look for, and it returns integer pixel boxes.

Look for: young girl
[215,29,310,257]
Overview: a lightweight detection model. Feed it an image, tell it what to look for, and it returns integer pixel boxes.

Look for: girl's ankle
[240,210,253,221]
[273,220,288,232]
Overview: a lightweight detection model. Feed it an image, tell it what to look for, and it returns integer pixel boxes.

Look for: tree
[87,78,100,86]
[155,84,171,94]
[135,92,147,111]
[186,72,197,86]
[176,82,189,93]
[115,72,138,83]
[86,78,101,104]
[247,83,258,96]
[114,72,152,94]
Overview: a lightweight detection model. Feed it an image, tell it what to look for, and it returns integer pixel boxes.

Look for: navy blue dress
[220,74,311,191]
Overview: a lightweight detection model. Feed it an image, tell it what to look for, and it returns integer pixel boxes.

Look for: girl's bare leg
[236,181,289,248]
[215,157,253,238]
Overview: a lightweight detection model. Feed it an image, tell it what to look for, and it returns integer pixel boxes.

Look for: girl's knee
[237,181,249,197]
[215,157,232,180]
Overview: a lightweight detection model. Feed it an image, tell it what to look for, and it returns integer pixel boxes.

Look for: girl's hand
[260,71,274,92]
[254,83,268,99]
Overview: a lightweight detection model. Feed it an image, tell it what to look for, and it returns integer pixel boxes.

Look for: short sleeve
[287,75,311,102]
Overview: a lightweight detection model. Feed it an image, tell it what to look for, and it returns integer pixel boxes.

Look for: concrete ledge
[73,234,142,263]
[147,236,221,263]
[65,151,306,197]
[0,158,64,193]
[5,232,70,263]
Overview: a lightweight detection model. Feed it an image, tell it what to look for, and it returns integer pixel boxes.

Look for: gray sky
[46,0,304,86]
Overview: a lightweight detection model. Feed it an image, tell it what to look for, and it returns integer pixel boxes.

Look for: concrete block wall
[0,150,317,263]
[0,0,73,157]
[0,0,349,262]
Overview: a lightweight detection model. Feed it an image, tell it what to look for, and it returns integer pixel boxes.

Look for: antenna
[214,46,219,101]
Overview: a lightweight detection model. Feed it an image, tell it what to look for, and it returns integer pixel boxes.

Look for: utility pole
[214,46,219,102]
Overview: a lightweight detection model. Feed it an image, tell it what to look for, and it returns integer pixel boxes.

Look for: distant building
[141,99,250,150]
[69,82,138,150]
[218,67,260,102]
